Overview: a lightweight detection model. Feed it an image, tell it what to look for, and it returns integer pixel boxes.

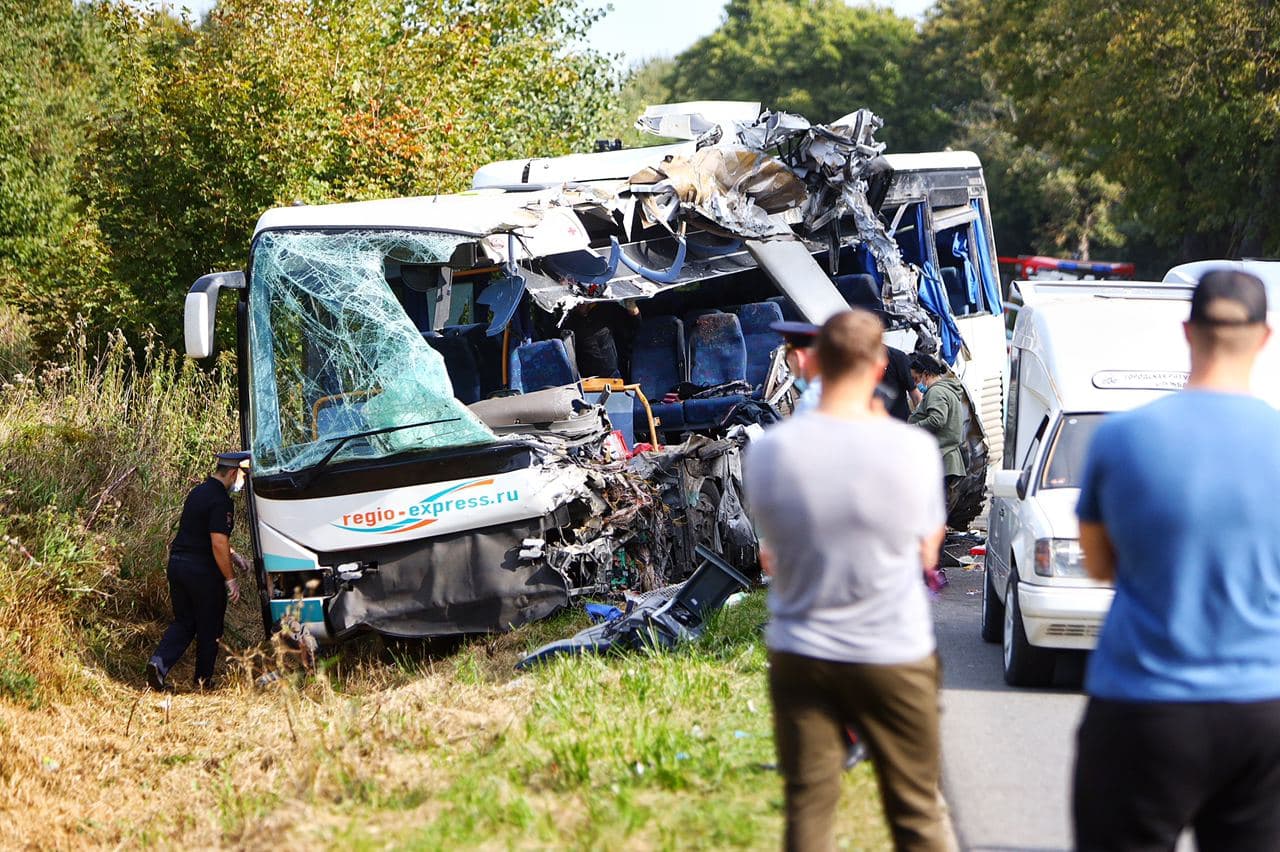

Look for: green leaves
[0,0,616,354]
[978,0,1280,257]
[663,0,919,144]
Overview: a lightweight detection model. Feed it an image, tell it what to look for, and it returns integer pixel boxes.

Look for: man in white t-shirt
[745,309,952,851]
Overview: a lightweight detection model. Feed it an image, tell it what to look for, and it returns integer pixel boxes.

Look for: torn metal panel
[479,205,590,264]
[623,104,949,357]
[745,238,851,324]
[629,146,808,238]
[635,101,762,140]
[522,242,764,315]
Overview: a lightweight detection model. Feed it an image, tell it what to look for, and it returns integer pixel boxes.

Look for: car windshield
[247,229,496,476]
[1040,413,1106,489]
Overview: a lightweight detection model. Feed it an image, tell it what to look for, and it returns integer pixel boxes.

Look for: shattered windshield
[248,230,496,476]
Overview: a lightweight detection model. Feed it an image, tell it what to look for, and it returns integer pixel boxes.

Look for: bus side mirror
[185,271,245,358]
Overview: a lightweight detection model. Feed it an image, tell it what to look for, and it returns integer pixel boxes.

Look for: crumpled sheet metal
[629,146,808,238]
[523,246,762,318]
[625,105,944,355]
[519,430,756,596]
[480,104,946,355]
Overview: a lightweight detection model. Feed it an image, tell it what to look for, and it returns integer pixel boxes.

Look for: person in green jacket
[908,353,967,493]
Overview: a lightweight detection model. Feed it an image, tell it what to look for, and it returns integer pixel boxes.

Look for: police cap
[770,320,821,348]
[214,451,252,470]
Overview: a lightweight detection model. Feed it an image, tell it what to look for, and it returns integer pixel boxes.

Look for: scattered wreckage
[184,101,1008,646]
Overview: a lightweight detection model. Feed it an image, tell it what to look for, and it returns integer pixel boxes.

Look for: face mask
[230,475,245,495]
[917,382,928,394]
[794,377,809,394]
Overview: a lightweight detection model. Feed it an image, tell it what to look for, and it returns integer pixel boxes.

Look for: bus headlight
[1034,538,1088,578]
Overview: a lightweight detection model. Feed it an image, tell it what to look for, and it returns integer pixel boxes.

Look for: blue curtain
[857,242,883,285]
[951,232,981,305]
[920,261,964,364]
[969,201,1003,312]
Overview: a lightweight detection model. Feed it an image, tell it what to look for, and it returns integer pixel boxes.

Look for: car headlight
[1034,538,1088,578]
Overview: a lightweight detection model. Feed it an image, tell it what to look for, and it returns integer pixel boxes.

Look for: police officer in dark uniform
[146,451,251,691]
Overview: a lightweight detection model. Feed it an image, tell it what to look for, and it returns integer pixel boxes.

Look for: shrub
[0,304,33,379]
[0,329,238,698]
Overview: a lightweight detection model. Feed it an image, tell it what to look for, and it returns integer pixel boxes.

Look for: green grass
[288,594,891,851]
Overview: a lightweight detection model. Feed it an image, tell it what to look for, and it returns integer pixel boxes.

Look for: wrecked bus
[183,102,1007,643]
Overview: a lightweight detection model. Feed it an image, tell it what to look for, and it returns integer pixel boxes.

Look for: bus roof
[252,188,571,241]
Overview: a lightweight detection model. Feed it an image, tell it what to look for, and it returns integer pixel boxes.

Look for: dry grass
[0,303,33,379]
[0,328,238,700]
[0,599,892,850]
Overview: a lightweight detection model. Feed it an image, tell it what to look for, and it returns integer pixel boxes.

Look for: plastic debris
[584,602,624,623]
[515,546,752,670]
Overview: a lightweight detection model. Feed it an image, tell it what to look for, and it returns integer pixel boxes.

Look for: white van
[982,279,1197,686]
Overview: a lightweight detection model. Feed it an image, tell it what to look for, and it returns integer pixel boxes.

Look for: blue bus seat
[684,312,747,429]
[629,315,687,436]
[767,294,803,321]
[835,273,881,311]
[732,301,784,389]
[424,334,482,404]
[509,339,578,393]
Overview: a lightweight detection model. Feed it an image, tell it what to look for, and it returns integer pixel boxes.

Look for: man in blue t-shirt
[1074,269,1280,850]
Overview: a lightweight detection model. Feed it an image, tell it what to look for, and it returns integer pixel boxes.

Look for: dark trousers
[151,556,227,684]
[768,650,954,852]
[1074,696,1280,852]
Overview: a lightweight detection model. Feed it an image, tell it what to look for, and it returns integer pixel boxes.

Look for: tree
[663,0,922,148]
[65,0,614,350]
[0,1,128,349]
[603,58,677,148]
[902,0,992,151]
[905,0,1128,262]
[979,0,1280,258]
[953,118,1125,260]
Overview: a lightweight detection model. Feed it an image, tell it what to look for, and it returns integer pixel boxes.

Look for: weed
[0,659,38,709]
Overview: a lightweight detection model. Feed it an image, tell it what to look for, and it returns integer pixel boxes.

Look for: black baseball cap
[770,320,820,347]
[1189,269,1268,326]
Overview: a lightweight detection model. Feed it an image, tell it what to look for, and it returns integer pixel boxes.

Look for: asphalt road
[935,561,1089,852]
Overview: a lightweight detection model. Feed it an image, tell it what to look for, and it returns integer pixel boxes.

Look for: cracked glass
[248,230,496,476]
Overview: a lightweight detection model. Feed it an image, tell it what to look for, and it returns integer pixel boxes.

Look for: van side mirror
[991,469,1023,500]
[184,271,245,359]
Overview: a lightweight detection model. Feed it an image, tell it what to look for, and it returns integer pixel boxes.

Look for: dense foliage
[0,0,615,352]
[979,0,1280,258]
